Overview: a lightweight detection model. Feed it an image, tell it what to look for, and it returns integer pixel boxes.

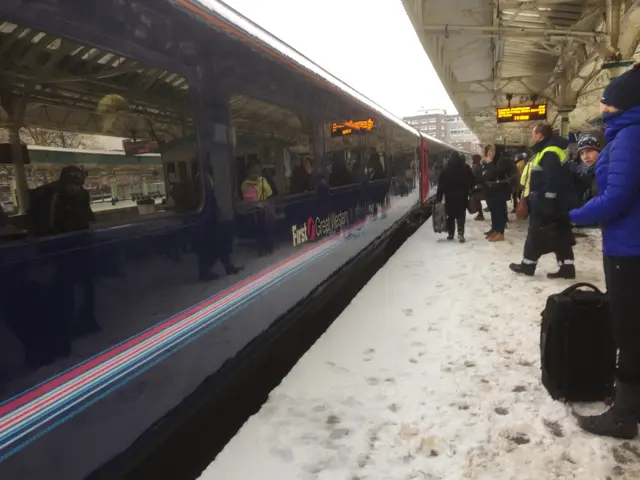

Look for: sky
[221,0,456,118]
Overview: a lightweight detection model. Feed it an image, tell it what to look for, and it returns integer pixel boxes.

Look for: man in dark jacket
[569,64,640,440]
[509,123,575,278]
[28,165,95,237]
[436,152,474,242]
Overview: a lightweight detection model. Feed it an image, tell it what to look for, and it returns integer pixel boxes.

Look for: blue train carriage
[0,1,462,478]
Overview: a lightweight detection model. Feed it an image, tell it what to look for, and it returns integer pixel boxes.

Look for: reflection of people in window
[289,157,313,194]
[262,166,279,197]
[330,156,353,187]
[241,164,273,201]
[367,152,385,181]
[28,165,95,237]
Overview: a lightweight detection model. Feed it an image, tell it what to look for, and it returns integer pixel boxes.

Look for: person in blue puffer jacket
[569,63,640,440]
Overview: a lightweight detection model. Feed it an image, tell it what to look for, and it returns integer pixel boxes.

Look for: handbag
[515,198,529,219]
[467,197,479,214]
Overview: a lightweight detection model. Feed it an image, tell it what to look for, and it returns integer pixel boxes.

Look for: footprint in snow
[494,406,509,416]
[403,308,414,316]
[542,419,564,437]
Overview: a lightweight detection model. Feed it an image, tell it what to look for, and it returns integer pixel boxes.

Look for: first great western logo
[291,210,349,247]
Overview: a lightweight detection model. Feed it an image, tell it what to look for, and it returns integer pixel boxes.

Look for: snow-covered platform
[198,215,640,480]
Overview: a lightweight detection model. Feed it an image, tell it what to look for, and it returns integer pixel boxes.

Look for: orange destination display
[496,104,547,123]
[331,118,376,137]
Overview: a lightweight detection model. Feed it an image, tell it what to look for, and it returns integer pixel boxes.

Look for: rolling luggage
[540,283,616,402]
[432,202,447,234]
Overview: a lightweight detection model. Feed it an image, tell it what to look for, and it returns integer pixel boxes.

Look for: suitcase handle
[559,282,603,296]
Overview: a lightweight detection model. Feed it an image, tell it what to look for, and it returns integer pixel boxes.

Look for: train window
[325,129,368,188]
[230,94,315,198]
[0,20,201,238]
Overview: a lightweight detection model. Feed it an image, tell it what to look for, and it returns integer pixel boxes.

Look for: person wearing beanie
[569,63,640,440]
[574,132,602,205]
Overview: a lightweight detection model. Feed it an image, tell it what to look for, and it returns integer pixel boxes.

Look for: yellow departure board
[496,104,547,123]
[331,118,376,137]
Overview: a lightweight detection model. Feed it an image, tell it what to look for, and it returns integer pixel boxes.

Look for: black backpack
[540,283,616,402]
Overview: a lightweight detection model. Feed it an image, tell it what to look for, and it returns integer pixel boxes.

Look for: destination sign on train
[496,104,547,123]
[331,118,376,137]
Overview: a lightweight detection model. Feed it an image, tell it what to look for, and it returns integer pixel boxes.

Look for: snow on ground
[198,213,640,480]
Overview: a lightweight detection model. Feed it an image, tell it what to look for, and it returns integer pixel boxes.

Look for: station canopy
[402,0,640,144]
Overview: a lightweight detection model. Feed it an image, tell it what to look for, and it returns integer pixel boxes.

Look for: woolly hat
[601,64,640,111]
[577,133,601,153]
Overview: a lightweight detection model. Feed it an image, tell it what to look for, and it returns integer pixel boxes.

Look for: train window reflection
[230,94,314,198]
[0,20,201,240]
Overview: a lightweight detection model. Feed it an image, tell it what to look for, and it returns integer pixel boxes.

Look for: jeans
[604,256,640,384]
[490,199,507,234]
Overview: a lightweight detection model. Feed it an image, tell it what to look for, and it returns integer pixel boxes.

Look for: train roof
[180,0,465,153]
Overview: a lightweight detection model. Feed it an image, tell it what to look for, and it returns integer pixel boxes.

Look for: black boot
[484,229,494,237]
[446,234,454,241]
[547,264,576,280]
[576,381,640,439]
[509,262,536,276]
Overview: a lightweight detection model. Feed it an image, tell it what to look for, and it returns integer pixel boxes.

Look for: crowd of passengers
[437,64,640,441]
[239,147,398,202]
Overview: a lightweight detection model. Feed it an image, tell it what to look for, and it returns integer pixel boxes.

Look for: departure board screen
[496,104,547,123]
[331,118,376,137]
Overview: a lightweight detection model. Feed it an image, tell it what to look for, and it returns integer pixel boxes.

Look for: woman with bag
[568,64,640,439]
[436,152,475,243]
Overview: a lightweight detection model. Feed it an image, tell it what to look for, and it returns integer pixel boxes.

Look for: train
[0,1,468,478]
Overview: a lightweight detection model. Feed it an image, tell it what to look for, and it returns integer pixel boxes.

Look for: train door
[419,138,428,204]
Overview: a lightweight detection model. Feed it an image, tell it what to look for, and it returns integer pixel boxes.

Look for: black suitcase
[540,282,616,402]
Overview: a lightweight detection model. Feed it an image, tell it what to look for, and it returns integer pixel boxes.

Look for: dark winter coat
[528,134,579,220]
[28,182,94,237]
[436,154,475,215]
[570,105,640,257]
[482,155,512,203]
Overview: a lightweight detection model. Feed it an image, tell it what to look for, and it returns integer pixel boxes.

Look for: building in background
[403,109,480,153]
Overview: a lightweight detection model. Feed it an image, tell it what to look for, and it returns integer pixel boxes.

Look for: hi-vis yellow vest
[521,146,567,197]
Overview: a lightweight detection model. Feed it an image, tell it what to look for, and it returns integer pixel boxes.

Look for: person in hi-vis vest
[509,123,575,279]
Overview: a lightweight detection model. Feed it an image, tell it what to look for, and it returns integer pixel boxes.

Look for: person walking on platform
[509,123,575,278]
[436,151,474,243]
[482,144,510,242]
[568,64,640,440]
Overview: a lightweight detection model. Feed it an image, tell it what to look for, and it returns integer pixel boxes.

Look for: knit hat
[576,133,600,153]
[601,64,640,110]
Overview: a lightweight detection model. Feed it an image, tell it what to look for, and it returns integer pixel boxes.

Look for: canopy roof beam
[423,24,607,38]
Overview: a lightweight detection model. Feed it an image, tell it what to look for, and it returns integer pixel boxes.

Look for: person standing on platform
[436,151,475,243]
[470,154,485,221]
[482,144,510,242]
[509,123,575,278]
[568,64,640,440]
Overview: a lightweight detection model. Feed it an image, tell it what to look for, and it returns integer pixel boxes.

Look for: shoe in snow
[458,234,465,243]
[484,229,494,237]
[576,381,640,440]
[547,264,576,280]
[488,233,504,242]
[509,262,535,276]
[446,234,454,241]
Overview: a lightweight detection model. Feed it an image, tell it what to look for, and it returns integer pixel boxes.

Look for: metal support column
[557,109,572,138]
